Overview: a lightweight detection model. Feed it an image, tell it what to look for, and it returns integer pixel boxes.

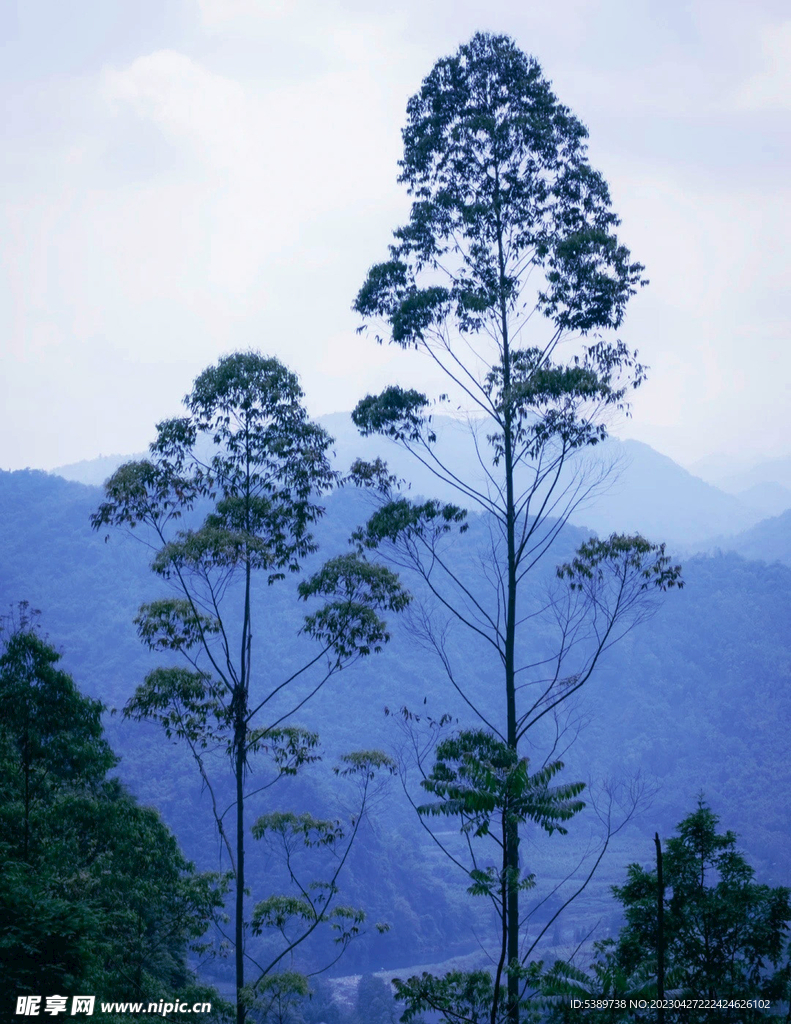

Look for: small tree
[351,32,681,1023]
[0,608,225,1016]
[92,353,409,1024]
[604,801,791,1023]
[0,603,116,866]
[353,973,398,1024]
[411,729,584,1017]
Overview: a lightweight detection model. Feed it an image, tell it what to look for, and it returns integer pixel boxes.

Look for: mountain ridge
[51,414,763,547]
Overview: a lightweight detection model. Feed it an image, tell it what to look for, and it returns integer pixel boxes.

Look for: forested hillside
[720,509,791,567]
[2,467,790,973]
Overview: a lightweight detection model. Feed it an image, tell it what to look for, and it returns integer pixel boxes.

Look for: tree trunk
[237,495,252,1024]
[494,158,520,1024]
[655,832,665,1024]
[236,737,245,1024]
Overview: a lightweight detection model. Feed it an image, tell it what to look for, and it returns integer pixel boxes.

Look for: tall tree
[351,33,681,1023]
[92,353,408,1024]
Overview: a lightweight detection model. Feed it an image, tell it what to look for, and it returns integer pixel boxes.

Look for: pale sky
[2,0,789,471]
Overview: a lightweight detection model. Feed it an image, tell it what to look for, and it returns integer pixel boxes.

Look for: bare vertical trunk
[504,433,519,1024]
[655,832,665,1024]
[491,812,510,1024]
[494,160,520,1024]
[235,738,246,1024]
[235,442,252,1024]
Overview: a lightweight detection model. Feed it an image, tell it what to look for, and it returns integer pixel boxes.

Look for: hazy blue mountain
[50,413,762,545]
[691,453,791,495]
[2,468,790,910]
[52,452,145,486]
[1,464,790,991]
[686,452,757,484]
[735,481,791,518]
[723,457,791,494]
[319,413,761,545]
[0,469,156,697]
[569,439,761,544]
[718,508,791,567]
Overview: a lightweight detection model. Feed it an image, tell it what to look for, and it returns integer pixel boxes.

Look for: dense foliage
[540,804,791,1022]
[0,611,226,1020]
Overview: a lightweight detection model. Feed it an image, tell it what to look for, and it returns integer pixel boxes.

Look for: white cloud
[98,43,406,301]
[1,0,789,468]
[103,50,250,168]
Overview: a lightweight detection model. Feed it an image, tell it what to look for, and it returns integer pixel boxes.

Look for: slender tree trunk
[236,451,252,1024]
[236,736,245,1024]
[491,812,510,1024]
[495,161,520,1024]
[655,833,665,1024]
[504,438,520,1024]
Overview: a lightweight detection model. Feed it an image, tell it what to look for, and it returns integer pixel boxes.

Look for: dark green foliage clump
[540,803,791,1023]
[611,802,791,1020]
[0,609,227,1018]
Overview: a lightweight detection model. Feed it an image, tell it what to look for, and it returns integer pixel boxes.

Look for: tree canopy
[611,802,791,1022]
[0,608,225,1018]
